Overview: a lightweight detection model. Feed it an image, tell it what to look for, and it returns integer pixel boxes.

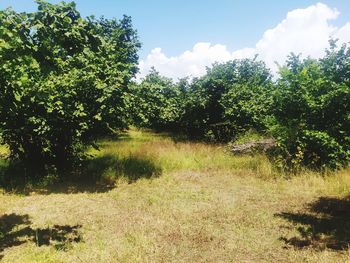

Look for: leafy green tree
[271,43,350,169]
[129,68,184,130]
[220,59,273,133]
[180,58,272,141]
[0,1,140,175]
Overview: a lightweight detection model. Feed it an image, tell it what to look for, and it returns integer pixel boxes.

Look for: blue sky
[1,1,350,79]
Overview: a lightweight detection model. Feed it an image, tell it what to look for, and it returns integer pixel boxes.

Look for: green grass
[1,129,350,262]
[87,129,276,181]
[0,144,9,157]
[231,129,268,144]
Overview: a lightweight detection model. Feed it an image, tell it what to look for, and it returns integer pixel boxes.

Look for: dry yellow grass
[1,129,350,262]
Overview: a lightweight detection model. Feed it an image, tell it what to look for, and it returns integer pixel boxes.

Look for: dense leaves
[0,1,140,175]
[132,43,349,170]
[0,1,349,174]
[132,59,273,142]
[271,44,350,169]
[129,68,184,130]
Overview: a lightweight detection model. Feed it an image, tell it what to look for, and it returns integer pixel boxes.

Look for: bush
[180,59,273,142]
[129,68,184,130]
[0,1,140,176]
[271,43,350,169]
[133,59,273,142]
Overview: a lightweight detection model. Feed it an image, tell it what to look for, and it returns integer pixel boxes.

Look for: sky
[1,0,350,79]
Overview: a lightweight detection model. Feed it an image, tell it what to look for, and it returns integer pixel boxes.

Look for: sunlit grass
[1,129,350,262]
[0,144,9,156]
[87,129,278,182]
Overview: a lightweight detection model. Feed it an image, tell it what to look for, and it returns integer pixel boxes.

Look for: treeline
[0,1,349,180]
[130,41,350,170]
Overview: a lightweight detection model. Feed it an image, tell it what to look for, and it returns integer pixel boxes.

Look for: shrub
[0,1,140,176]
[181,59,273,141]
[271,43,350,169]
[129,68,184,130]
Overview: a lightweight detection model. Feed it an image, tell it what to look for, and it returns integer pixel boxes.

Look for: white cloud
[139,43,235,80]
[138,2,350,80]
[335,22,350,43]
[254,3,339,71]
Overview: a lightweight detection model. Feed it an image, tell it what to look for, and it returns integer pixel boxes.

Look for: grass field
[1,130,350,262]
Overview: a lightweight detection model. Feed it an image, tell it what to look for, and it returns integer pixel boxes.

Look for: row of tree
[131,41,350,170]
[0,1,349,179]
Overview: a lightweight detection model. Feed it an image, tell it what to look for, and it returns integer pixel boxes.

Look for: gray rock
[230,138,276,154]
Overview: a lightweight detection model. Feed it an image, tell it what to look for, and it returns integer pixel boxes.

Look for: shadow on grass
[0,213,82,259]
[85,154,162,182]
[276,196,350,250]
[0,154,162,195]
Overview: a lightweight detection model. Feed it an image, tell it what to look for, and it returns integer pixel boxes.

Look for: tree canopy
[0,1,349,175]
[131,42,350,170]
[0,0,140,175]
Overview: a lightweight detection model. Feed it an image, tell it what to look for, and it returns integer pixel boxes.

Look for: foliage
[0,0,349,174]
[180,59,272,141]
[129,68,185,130]
[131,43,350,170]
[218,59,273,139]
[134,58,273,142]
[271,42,350,169]
[0,1,140,175]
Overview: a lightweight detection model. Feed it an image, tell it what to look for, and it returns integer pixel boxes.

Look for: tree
[180,58,273,141]
[0,1,140,176]
[129,68,184,130]
[220,59,273,134]
[271,43,350,169]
